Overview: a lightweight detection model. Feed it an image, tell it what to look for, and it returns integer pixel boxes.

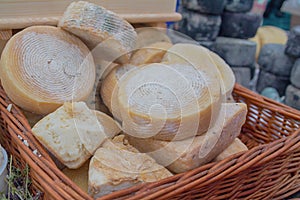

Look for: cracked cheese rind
[58,1,137,64]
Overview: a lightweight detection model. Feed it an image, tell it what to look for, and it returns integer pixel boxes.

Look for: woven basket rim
[1,83,300,200]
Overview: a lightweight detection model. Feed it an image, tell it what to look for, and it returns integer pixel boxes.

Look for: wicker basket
[0,83,300,200]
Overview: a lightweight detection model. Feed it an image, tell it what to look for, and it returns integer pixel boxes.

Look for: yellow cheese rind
[0,26,95,115]
[58,1,137,64]
[250,26,288,60]
[126,103,247,173]
[88,135,172,198]
[130,42,173,65]
[118,62,222,140]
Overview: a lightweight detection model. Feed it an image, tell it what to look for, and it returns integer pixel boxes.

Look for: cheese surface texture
[32,102,121,169]
[88,135,172,198]
[0,26,95,114]
[163,43,232,98]
[58,1,137,64]
[118,62,221,140]
[126,103,247,173]
[101,64,137,121]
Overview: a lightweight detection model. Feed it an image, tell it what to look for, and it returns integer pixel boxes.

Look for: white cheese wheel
[163,43,232,98]
[101,64,137,121]
[0,26,95,115]
[118,62,222,141]
[32,102,121,169]
[88,135,172,198]
[58,1,137,64]
[130,42,173,65]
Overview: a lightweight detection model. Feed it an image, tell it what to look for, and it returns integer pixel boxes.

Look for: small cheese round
[58,1,137,64]
[0,26,95,115]
[118,63,221,141]
[130,42,173,65]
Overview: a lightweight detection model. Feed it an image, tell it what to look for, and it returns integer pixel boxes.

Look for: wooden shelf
[0,0,181,29]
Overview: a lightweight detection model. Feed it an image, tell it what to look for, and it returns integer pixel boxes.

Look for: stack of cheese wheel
[117,62,222,140]
[100,43,236,141]
[0,26,95,115]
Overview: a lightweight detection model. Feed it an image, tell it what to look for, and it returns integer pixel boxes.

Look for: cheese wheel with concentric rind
[58,1,137,64]
[117,62,221,141]
[0,26,95,115]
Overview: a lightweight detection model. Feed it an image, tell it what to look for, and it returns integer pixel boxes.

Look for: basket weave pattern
[0,83,300,200]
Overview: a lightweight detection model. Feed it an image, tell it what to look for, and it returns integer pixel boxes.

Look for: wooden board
[0,0,181,29]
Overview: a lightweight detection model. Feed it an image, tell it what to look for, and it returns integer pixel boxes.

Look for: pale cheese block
[118,62,222,141]
[0,26,95,115]
[101,64,137,121]
[135,27,172,49]
[32,102,121,169]
[63,160,89,193]
[58,1,137,64]
[163,43,230,99]
[130,42,173,65]
[126,103,247,174]
[214,138,248,162]
[88,135,173,198]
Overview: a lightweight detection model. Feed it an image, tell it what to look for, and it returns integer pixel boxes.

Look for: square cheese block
[88,135,173,198]
[214,138,248,162]
[126,103,247,173]
[32,102,121,169]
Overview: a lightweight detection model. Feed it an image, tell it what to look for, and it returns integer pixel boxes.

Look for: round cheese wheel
[118,63,221,141]
[130,42,173,65]
[58,1,137,64]
[0,26,95,114]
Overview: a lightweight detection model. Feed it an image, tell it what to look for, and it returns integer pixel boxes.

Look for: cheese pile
[0,0,249,197]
